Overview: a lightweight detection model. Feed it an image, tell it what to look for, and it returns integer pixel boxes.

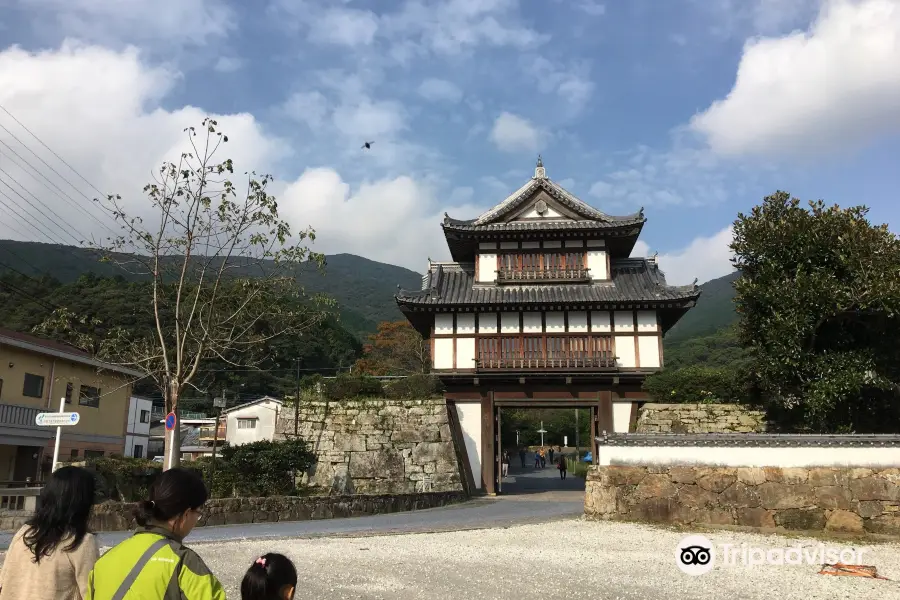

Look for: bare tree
[44,118,332,468]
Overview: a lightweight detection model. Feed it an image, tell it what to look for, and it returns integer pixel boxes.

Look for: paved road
[1,458,584,550]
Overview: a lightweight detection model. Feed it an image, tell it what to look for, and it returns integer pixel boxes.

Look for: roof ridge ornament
[534,155,546,179]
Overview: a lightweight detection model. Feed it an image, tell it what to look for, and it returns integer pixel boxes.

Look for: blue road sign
[70,413,77,423]
[165,412,176,431]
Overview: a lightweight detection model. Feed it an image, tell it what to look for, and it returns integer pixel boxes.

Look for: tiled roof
[0,327,143,377]
[443,176,645,232]
[396,258,699,307]
[595,432,900,448]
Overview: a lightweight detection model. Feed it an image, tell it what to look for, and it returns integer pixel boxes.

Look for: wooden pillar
[590,406,598,465]
[481,391,496,495]
[595,390,614,465]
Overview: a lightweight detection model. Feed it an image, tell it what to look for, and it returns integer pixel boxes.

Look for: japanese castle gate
[396,158,700,494]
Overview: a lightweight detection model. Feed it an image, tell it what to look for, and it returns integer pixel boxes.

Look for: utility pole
[575,408,580,456]
[294,359,300,438]
[210,391,226,493]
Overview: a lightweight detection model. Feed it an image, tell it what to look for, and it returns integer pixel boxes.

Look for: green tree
[730,191,900,432]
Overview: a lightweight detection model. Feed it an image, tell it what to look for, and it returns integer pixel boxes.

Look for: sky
[0,0,898,286]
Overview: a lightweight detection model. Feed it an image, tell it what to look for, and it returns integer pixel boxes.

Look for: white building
[222,397,283,447]
[124,396,153,458]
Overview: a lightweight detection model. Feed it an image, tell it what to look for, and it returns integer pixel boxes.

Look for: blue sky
[0,0,898,285]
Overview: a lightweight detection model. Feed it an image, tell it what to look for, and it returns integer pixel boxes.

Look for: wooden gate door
[495,406,503,494]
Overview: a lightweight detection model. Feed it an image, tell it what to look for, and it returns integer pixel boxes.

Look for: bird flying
[362,141,374,149]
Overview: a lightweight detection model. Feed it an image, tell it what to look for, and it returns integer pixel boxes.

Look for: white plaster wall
[125,434,150,458]
[226,400,280,446]
[477,254,497,282]
[545,312,565,333]
[499,241,519,249]
[597,445,900,468]
[638,336,661,368]
[457,313,475,334]
[433,338,454,369]
[587,250,608,279]
[435,314,454,335]
[523,312,543,333]
[456,338,476,370]
[564,240,584,248]
[614,311,634,332]
[586,240,605,248]
[612,403,633,433]
[591,311,611,332]
[479,242,497,250]
[478,313,498,333]
[501,312,520,333]
[456,403,483,489]
[615,336,636,367]
[636,311,658,332]
[568,311,588,332]
[522,241,540,249]
[544,240,562,248]
[127,397,152,437]
[518,205,564,219]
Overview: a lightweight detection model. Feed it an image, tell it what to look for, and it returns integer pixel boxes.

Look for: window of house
[79,385,100,408]
[140,409,150,423]
[65,382,73,403]
[237,418,257,429]
[70,449,79,459]
[23,373,45,398]
[133,445,144,459]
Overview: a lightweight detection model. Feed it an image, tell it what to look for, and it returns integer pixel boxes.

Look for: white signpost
[35,397,81,472]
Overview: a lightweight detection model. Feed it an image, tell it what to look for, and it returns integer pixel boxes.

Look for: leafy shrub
[322,373,384,400]
[383,374,443,399]
[218,439,316,496]
[643,364,753,404]
[88,456,162,502]
[191,455,238,499]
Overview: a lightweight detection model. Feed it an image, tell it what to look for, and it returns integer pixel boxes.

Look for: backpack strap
[110,538,170,600]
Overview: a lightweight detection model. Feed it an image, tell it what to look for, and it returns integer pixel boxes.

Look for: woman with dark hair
[0,466,99,600]
[86,467,225,600]
[241,553,297,600]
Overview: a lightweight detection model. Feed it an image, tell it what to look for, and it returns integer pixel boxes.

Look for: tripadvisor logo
[676,534,869,575]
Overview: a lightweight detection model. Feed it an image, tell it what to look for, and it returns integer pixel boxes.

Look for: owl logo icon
[676,535,715,575]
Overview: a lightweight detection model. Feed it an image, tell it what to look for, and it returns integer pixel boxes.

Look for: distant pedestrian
[534,450,541,468]
[241,553,297,600]
[558,456,567,480]
[0,466,98,600]
[548,447,555,464]
[519,448,526,468]
[501,450,510,478]
[539,448,546,469]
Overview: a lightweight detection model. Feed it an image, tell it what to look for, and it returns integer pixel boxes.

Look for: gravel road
[3,518,899,598]
[187,519,899,600]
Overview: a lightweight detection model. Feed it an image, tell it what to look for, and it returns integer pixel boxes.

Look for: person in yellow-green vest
[87,468,225,600]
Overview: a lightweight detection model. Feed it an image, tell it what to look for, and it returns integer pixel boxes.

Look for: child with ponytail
[241,553,297,600]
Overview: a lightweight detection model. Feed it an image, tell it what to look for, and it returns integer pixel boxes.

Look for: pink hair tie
[255,557,267,567]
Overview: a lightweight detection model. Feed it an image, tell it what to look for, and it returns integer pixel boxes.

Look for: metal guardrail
[476,354,617,370]
[0,403,45,429]
[497,267,591,283]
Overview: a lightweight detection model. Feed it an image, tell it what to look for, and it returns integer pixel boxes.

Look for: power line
[0,171,84,246]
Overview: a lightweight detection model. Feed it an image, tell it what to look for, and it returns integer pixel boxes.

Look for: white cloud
[489,112,541,153]
[696,0,822,38]
[15,0,235,48]
[417,78,463,103]
[525,56,595,114]
[691,0,900,157]
[632,226,736,286]
[281,91,330,130]
[576,1,606,16]
[213,56,244,73]
[307,7,380,46]
[0,41,472,272]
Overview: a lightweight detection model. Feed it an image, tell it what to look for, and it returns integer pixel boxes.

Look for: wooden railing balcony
[472,335,617,372]
[496,267,591,283]
[475,353,617,371]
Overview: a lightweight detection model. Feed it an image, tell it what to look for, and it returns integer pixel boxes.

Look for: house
[124,396,153,459]
[0,328,142,480]
[148,417,225,462]
[395,158,700,494]
[221,396,282,447]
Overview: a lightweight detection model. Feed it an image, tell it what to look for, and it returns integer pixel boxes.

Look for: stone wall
[635,403,767,433]
[585,465,900,536]
[86,491,467,532]
[275,398,463,495]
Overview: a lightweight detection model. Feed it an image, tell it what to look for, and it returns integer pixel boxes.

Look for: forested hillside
[664,270,739,343]
[0,240,422,337]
